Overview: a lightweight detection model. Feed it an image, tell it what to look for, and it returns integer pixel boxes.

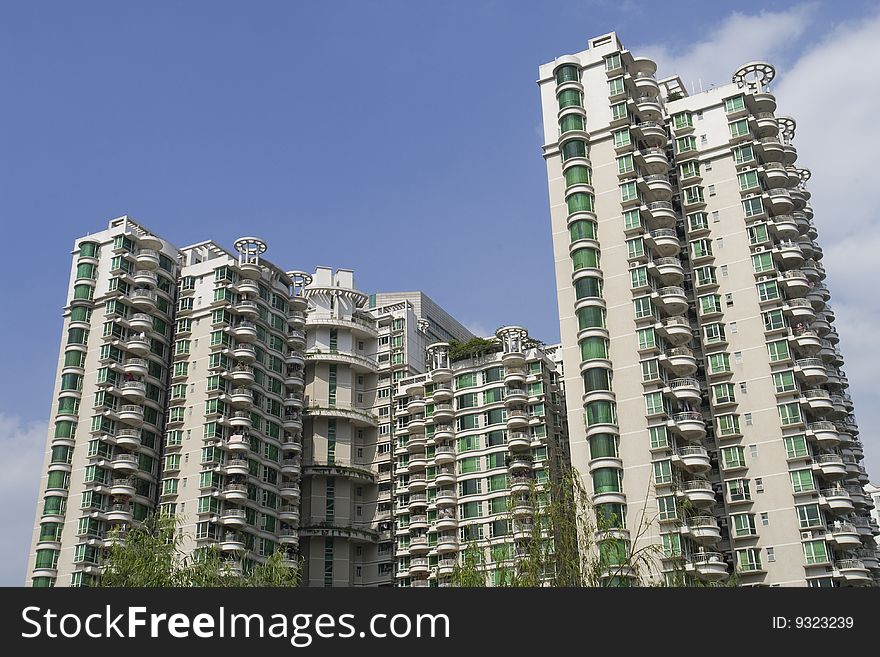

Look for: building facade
[539,32,879,586]
[391,327,570,586]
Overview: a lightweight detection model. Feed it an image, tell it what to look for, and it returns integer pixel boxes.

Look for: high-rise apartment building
[25,218,479,587]
[391,328,569,586]
[539,32,878,586]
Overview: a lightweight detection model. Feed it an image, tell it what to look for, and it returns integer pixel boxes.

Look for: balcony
[774,240,804,268]
[813,453,846,480]
[657,316,692,345]
[671,411,706,441]
[779,269,810,296]
[819,487,854,513]
[789,328,821,354]
[435,489,456,507]
[230,411,253,429]
[506,409,529,430]
[409,515,428,531]
[783,298,815,325]
[645,229,680,258]
[110,477,137,497]
[689,552,729,581]
[220,534,246,553]
[632,71,660,96]
[134,249,160,270]
[432,403,454,423]
[278,530,299,546]
[504,387,527,405]
[285,351,306,368]
[130,289,158,311]
[649,257,685,285]
[795,358,827,385]
[827,522,861,548]
[229,321,258,342]
[503,367,526,384]
[231,365,256,385]
[407,455,428,472]
[507,455,533,474]
[228,388,253,408]
[110,453,139,474]
[125,334,151,356]
[654,286,688,316]
[231,344,256,362]
[662,347,698,377]
[408,475,427,492]
[676,446,711,473]
[283,393,304,410]
[433,384,453,402]
[507,431,531,451]
[406,434,427,452]
[279,505,299,523]
[636,147,668,173]
[286,329,306,349]
[409,557,430,577]
[666,378,701,404]
[501,348,526,368]
[121,358,149,379]
[119,380,146,402]
[127,312,154,332]
[436,535,459,554]
[115,428,142,448]
[283,368,304,388]
[281,458,301,477]
[226,458,250,476]
[683,516,722,544]
[642,201,677,229]
[760,163,789,188]
[436,511,458,532]
[770,214,800,241]
[834,559,871,585]
[106,503,133,523]
[220,483,248,502]
[755,136,784,161]
[807,421,840,448]
[117,404,144,426]
[641,174,673,200]
[435,468,456,487]
[434,424,454,442]
[220,509,247,527]
[434,445,456,465]
[438,558,457,576]
[678,479,715,507]
[279,482,300,501]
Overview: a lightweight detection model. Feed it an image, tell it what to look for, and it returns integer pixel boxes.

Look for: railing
[808,421,836,431]
[232,411,251,421]
[691,552,725,565]
[633,72,657,80]
[227,458,249,469]
[644,174,670,183]
[121,381,145,392]
[674,411,704,423]
[820,487,849,497]
[677,446,708,457]
[804,388,830,399]
[233,344,256,355]
[234,365,254,375]
[131,289,156,301]
[787,298,812,308]
[646,200,673,211]
[658,286,685,297]
[230,388,253,398]
[755,112,776,119]
[649,228,678,239]
[781,269,805,279]
[118,405,144,415]
[116,428,141,440]
[835,559,865,570]
[829,521,856,534]
[129,312,153,324]
[796,358,824,368]
[223,484,247,494]
[666,347,694,358]
[758,137,781,145]
[669,377,699,389]
[663,316,691,328]
[135,249,159,260]
[815,454,843,464]
[680,479,712,492]
[688,516,718,528]
[111,477,136,488]
[653,256,681,267]
[222,509,247,519]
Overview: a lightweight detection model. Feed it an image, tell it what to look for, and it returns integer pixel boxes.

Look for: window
[608,76,625,97]
[575,276,602,300]
[756,280,780,302]
[683,186,705,205]
[675,135,696,153]
[612,128,631,148]
[699,294,722,316]
[707,352,730,375]
[640,359,660,382]
[803,540,829,565]
[766,547,775,562]
[743,198,765,219]
[569,219,596,242]
[731,513,756,537]
[561,140,587,161]
[726,479,751,503]
[728,119,750,138]
[708,184,716,196]
[610,101,628,122]
[586,400,616,426]
[732,143,755,164]
[626,237,645,259]
[687,212,708,232]
[672,112,693,130]
[693,266,716,287]
[633,297,654,319]
[796,503,822,529]
[558,89,583,109]
[783,435,808,459]
[713,383,736,405]
[703,322,726,344]
[767,339,790,362]
[617,154,635,175]
[691,239,712,259]
[605,53,622,71]
[649,426,669,449]
[762,309,785,331]
[630,266,648,289]
[567,192,595,214]
[790,469,815,493]
[622,209,641,231]
[653,460,672,484]
[644,392,665,416]
[737,170,759,191]
[717,414,740,436]
[577,305,605,330]
[724,95,745,113]
[619,181,638,203]
[736,548,762,573]
[772,370,797,393]
[637,327,656,350]
[721,446,746,470]
[778,402,802,426]
[752,252,774,273]
[680,161,700,180]
[572,247,599,271]
[592,467,622,494]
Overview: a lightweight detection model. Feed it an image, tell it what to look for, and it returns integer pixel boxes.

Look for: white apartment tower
[26,217,479,587]
[539,32,878,586]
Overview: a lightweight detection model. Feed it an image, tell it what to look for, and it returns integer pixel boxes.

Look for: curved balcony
[407,396,426,414]
[229,321,257,343]
[435,512,458,532]
[305,349,379,374]
[506,431,531,451]
[509,476,532,494]
[813,453,846,480]
[229,411,252,429]
[751,112,778,137]
[434,445,456,466]
[283,412,303,432]
[655,286,689,316]
[770,214,800,241]
[407,475,427,493]
[789,328,821,354]
[407,454,428,473]
[283,394,304,411]
[106,503,133,523]
[432,403,454,424]
[283,369,304,389]
[649,257,684,285]
[807,421,840,449]
[507,455,533,475]
[134,249,160,270]
[225,433,250,453]
[407,493,428,511]
[122,358,149,378]
[642,201,676,228]
[505,409,529,431]
[755,136,784,162]
[117,404,144,427]
[129,289,158,311]
[645,229,680,258]
[761,163,789,188]
[220,534,246,553]
[406,434,427,453]
[235,278,260,296]
[666,378,701,404]
[435,488,456,507]
[801,388,832,413]
[225,458,250,477]
[827,522,861,548]
[232,344,256,362]
[110,453,140,474]
[279,505,300,524]
[231,365,256,386]
[678,479,715,508]
[689,552,729,581]
[119,380,146,402]
[280,458,302,478]
[795,358,827,385]
[436,535,459,554]
[125,334,151,356]
[636,146,668,174]
[671,412,707,441]
[683,516,722,544]
[663,348,698,377]
[503,367,526,385]
[220,509,247,528]
[657,316,692,345]
[835,559,871,585]
[676,446,711,473]
[110,477,137,497]
[434,424,454,444]
[774,241,804,268]
[127,312,154,333]
[226,388,253,408]
[115,428,142,449]
[435,467,456,487]
[819,487,853,513]
[432,384,453,403]
[279,482,300,503]
[286,329,306,350]
[407,536,430,555]
[764,188,794,214]
[278,530,299,547]
[219,483,249,502]
[305,313,379,339]
[503,387,527,406]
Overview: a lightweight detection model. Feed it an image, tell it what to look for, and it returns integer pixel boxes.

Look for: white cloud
[0,414,46,586]
[639,3,817,93]
[641,4,880,481]
[464,322,492,339]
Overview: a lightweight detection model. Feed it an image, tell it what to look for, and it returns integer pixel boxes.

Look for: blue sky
[2,1,879,584]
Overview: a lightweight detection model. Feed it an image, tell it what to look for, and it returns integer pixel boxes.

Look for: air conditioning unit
[801,531,812,540]
[755,246,766,252]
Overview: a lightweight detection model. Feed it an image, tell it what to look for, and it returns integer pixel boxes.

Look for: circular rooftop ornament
[776,115,796,141]
[732,61,776,90]
[233,237,268,257]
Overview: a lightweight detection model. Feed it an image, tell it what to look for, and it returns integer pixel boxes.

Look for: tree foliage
[447,338,502,362]
[99,514,301,587]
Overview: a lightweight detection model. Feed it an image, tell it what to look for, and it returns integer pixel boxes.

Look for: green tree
[99,514,301,587]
